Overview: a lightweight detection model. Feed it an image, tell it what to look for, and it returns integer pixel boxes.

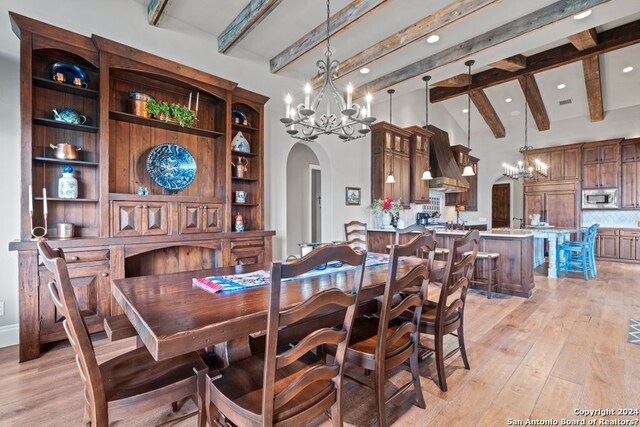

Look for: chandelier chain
[325,0,331,56]
[467,62,471,151]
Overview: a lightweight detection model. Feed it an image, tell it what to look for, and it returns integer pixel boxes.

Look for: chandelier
[279,0,375,142]
[502,74,548,180]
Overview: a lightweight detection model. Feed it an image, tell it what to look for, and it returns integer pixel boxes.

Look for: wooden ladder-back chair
[324,234,435,427]
[394,224,435,267]
[416,230,479,392]
[36,241,208,427]
[207,244,367,426]
[344,220,368,251]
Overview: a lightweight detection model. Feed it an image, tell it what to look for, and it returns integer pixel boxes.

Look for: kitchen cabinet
[524,182,579,228]
[621,139,640,209]
[527,144,581,182]
[445,146,478,211]
[406,126,432,204]
[593,228,640,262]
[112,201,168,237]
[619,229,640,261]
[179,203,223,234]
[371,122,412,206]
[581,139,621,189]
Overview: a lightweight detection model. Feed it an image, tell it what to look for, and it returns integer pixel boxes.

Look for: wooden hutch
[8,13,274,361]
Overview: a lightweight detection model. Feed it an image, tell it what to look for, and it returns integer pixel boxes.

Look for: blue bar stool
[556,224,599,280]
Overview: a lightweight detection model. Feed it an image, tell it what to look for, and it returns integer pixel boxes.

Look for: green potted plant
[170,103,197,128]
[145,98,171,122]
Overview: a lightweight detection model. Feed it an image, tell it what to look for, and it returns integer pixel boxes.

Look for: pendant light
[462,59,476,177]
[421,75,433,181]
[385,89,396,184]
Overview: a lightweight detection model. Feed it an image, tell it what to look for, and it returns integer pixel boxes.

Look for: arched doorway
[490,176,523,229]
[286,143,320,256]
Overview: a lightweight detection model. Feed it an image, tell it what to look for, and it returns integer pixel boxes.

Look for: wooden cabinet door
[599,143,619,163]
[202,204,222,232]
[412,151,430,203]
[466,161,478,211]
[619,236,636,260]
[582,164,598,189]
[142,202,168,235]
[563,148,580,180]
[383,151,394,199]
[524,193,544,226]
[636,237,640,261]
[180,203,202,234]
[599,235,619,259]
[598,162,619,189]
[529,151,550,181]
[594,235,601,258]
[231,248,265,266]
[112,201,143,237]
[549,151,564,181]
[400,156,411,205]
[546,192,577,228]
[583,146,599,164]
[621,162,637,208]
[621,143,637,162]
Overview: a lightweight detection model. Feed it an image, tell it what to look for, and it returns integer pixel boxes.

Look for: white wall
[286,144,319,256]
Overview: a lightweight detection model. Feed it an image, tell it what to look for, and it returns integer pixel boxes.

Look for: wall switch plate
[0,301,4,317]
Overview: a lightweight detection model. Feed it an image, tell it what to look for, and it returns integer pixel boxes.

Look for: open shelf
[232,176,258,182]
[33,117,99,133]
[33,157,100,167]
[231,150,257,158]
[232,203,258,207]
[232,123,258,133]
[109,111,224,138]
[34,197,99,203]
[33,76,99,98]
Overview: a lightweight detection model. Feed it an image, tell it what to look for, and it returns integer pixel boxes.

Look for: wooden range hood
[427,125,470,193]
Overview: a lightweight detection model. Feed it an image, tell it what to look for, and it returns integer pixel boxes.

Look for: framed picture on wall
[345,187,361,206]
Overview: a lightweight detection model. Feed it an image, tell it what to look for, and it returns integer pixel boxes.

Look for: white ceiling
[133,0,640,136]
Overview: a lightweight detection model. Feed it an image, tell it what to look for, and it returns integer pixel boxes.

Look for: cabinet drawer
[231,238,264,250]
[620,229,640,237]
[597,228,619,236]
[64,249,110,264]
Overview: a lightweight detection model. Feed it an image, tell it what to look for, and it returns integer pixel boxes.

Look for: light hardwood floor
[1,261,639,426]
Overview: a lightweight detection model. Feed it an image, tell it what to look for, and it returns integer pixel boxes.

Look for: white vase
[382,212,392,228]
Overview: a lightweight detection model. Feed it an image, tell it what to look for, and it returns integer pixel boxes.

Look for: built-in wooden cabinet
[621,139,640,209]
[527,144,581,182]
[371,122,411,206]
[524,181,579,228]
[619,229,640,261]
[8,13,274,362]
[582,140,621,190]
[596,228,619,259]
[406,126,432,204]
[446,145,478,211]
[594,228,640,262]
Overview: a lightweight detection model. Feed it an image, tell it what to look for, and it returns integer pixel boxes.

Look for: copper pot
[50,143,81,160]
[129,91,151,118]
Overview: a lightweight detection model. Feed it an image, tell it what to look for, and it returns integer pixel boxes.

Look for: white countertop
[369,228,533,239]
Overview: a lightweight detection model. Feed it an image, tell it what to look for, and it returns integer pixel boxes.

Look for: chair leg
[410,337,426,409]
[330,398,342,427]
[487,259,492,299]
[458,323,470,370]
[196,370,207,427]
[374,367,387,427]
[434,333,447,392]
[556,247,562,277]
[582,250,588,280]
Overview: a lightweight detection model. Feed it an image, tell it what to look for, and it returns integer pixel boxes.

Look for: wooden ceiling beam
[270,0,389,73]
[430,19,640,103]
[218,0,283,54]
[568,28,598,50]
[431,73,470,88]
[355,0,611,98]
[309,0,499,88]
[470,90,505,138]
[582,55,604,121]
[147,0,171,26]
[518,75,550,131]
[491,54,527,71]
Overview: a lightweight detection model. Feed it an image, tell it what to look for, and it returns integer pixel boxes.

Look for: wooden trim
[518,75,550,131]
[431,74,470,88]
[490,54,527,71]
[147,0,171,26]
[312,0,498,89]
[370,121,412,137]
[470,90,505,138]
[582,56,604,122]
[356,0,610,98]
[430,18,640,102]
[270,0,389,73]
[218,0,284,54]
[568,28,598,51]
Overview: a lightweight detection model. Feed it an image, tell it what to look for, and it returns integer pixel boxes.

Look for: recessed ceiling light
[574,10,592,20]
[557,83,566,90]
[462,108,469,113]
[359,67,370,74]
[505,98,512,103]
[426,34,440,44]
[623,66,634,73]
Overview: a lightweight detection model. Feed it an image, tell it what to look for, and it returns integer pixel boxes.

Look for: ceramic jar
[58,165,78,199]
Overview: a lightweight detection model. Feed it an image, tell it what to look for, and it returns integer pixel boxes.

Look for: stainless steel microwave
[582,189,617,209]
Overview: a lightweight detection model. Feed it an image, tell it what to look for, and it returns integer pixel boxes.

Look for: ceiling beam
[218,0,283,54]
[430,19,640,103]
[491,54,527,71]
[147,0,171,26]
[582,55,604,121]
[518,75,550,131]
[431,73,470,88]
[568,28,598,50]
[270,0,389,73]
[470,90,505,138]
[355,0,611,98]
[309,0,499,88]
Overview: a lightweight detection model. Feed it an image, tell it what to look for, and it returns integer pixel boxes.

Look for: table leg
[548,234,558,278]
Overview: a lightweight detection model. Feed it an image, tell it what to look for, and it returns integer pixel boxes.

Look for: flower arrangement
[370,197,403,214]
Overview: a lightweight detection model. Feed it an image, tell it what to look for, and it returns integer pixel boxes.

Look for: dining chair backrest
[263,244,367,425]
[344,221,367,251]
[586,224,599,246]
[36,241,108,422]
[435,231,479,331]
[378,234,435,362]
[394,224,435,268]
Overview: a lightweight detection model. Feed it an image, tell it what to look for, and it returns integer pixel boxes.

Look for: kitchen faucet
[513,217,524,229]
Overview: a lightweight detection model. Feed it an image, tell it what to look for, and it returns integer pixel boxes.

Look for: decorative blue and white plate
[232,109,247,122]
[49,62,87,84]
[146,143,197,191]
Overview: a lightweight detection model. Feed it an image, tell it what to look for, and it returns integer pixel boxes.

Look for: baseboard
[0,324,19,348]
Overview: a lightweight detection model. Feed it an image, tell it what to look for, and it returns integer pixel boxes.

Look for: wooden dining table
[111,256,436,362]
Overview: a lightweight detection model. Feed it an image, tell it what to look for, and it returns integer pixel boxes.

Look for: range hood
[427,125,470,193]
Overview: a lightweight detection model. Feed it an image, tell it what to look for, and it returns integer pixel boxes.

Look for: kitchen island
[367,228,535,297]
